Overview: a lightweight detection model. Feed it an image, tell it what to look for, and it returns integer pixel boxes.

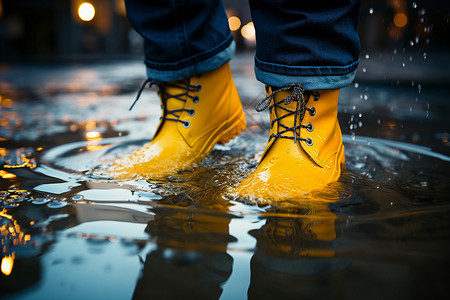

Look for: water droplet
[363,94,368,100]
[354,82,359,88]
[419,9,426,16]
[402,62,406,67]
[423,52,427,59]
[72,195,84,202]
[393,49,397,54]
[377,119,381,125]
[412,2,417,8]
[410,40,414,46]
[365,54,370,59]
[418,84,422,94]
[358,121,363,127]
[48,201,68,209]
[369,8,374,14]
[352,106,356,110]
[32,198,51,205]
[362,68,367,72]
[415,36,420,44]
[409,56,413,61]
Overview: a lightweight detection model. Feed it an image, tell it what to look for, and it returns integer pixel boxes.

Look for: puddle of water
[1,60,450,299]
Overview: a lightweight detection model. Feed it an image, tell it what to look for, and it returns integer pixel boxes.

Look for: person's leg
[112,0,246,180]
[124,0,235,81]
[235,0,361,200]
[250,0,361,90]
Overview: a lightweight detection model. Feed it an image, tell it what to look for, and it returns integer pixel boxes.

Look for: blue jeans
[125,0,361,90]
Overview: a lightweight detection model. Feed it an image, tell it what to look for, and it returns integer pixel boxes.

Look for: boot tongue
[273,90,303,138]
[162,80,189,113]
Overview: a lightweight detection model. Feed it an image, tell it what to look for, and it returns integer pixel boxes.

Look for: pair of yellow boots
[112,62,345,202]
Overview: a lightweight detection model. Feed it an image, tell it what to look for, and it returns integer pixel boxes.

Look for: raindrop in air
[423,52,427,59]
[369,8,374,14]
[354,82,359,88]
[412,2,417,8]
[365,54,370,59]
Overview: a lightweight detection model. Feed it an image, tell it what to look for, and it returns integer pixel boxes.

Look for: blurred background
[0,0,449,61]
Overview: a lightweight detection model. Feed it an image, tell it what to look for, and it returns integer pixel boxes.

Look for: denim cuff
[254,56,359,90]
[145,39,235,82]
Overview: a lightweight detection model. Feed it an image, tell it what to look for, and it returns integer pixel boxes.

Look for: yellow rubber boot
[111,62,246,179]
[234,84,345,201]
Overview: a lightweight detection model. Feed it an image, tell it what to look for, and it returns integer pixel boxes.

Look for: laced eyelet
[313,91,320,101]
[188,109,195,117]
[183,121,190,128]
[194,84,202,91]
[306,123,314,132]
[193,96,199,103]
[305,138,314,146]
[308,107,316,116]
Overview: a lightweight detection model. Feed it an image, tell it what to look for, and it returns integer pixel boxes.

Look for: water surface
[1,57,450,299]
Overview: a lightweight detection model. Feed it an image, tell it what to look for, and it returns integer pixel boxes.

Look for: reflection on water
[1,128,450,299]
[1,60,450,299]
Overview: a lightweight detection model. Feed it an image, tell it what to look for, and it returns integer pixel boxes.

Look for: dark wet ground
[1,52,450,299]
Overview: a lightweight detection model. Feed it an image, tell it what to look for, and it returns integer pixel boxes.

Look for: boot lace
[256,83,318,146]
[129,78,201,128]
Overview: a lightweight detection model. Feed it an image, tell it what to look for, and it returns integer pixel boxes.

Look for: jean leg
[125,0,234,81]
[249,0,362,90]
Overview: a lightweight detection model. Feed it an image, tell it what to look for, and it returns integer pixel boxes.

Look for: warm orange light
[241,22,256,41]
[394,13,407,28]
[87,144,107,152]
[85,131,101,140]
[228,16,241,31]
[1,255,14,276]
[0,170,16,179]
[78,2,95,22]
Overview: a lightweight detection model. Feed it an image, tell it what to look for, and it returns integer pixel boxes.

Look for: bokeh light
[78,2,95,22]
[1,255,14,276]
[393,12,407,28]
[228,16,241,31]
[241,22,256,41]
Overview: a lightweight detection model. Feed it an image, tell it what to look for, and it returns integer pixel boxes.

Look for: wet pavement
[1,52,450,299]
